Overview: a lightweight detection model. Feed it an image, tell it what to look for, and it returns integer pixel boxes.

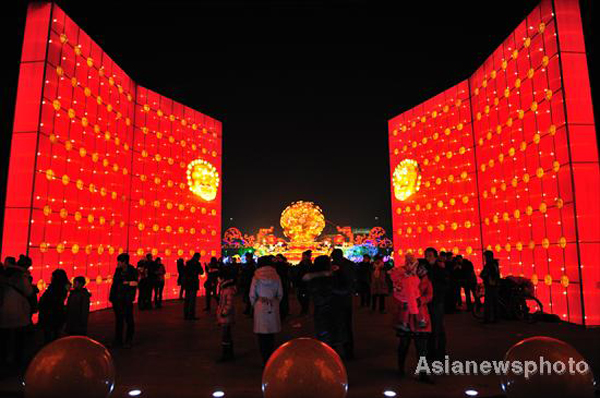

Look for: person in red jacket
[391,259,434,383]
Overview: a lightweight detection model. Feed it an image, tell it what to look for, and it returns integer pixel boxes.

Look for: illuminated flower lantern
[393,159,421,201]
[280,201,326,243]
[186,159,219,201]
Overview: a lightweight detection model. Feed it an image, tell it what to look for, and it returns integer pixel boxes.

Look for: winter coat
[183,259,204,291]
[38,284,69,329]
[155,263,166,284]
[303,270,334,343]
[357,261,372,284]
[240,261,256,290]
[204,262,220,290]
[65,288,91,335]
[370,264,389,295]
[0,266,33,328]
[275,262,291,293]
[425,260,449,304]
[109,265,138,304]
[303,270,334,308]
[331,257,356,297]
[294,260,311,292]
[249,266,283,334]
[481,260,500,287]
[395,274,433,333]
[217,280,236,325]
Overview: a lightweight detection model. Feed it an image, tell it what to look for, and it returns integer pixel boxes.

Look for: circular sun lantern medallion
[393,159,422,201]
[186,159,220,201]
[280,201,326,243]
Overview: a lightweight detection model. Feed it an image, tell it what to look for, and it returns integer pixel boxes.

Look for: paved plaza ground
[1,294,599,398]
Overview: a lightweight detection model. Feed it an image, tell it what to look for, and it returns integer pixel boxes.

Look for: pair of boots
[218,343,234,362]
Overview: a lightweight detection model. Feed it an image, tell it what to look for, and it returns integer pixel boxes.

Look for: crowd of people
[0,246,502,383]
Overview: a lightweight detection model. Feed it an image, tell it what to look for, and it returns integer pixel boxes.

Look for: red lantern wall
[1,3,222,311]
[389,0,599,326]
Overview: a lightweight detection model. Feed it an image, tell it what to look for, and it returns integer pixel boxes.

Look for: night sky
[1,0,595,242]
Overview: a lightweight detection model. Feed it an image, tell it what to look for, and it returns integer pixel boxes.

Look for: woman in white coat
[249,255,283,365]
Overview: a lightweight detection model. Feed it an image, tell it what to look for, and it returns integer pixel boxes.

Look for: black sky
[2,0,595,242]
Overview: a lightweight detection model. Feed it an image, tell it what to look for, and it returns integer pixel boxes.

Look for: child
[216,269,236,362]
[65,276,91,336]
[392,254,426,332]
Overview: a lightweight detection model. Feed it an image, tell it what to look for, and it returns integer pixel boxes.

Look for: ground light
[383,390,397,397]
[464,389,479,396]
[128,390,142,397]
[212,391,225,397]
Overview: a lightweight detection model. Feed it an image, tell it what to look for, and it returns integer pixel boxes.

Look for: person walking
[481,250,500,323]
[38,269,70,344]
[330,248,357,360]
[370,255,389,313]
[216,268,237,362]
[109,253,138,348]
[302,255,334,344]
[183,253,204,320]
[249,256,283,366]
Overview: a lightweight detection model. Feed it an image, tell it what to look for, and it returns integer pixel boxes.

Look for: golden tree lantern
[186,159,219,201]
[280,201,326,242]
[393,159,421,201]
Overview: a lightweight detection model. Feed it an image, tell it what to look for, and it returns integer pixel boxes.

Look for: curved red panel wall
[389,0,599,325]
[1,3,222,311]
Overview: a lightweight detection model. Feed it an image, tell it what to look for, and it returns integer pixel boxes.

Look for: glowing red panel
[388,0,598,325]
[389,81,482,262]
[1,3,222,311]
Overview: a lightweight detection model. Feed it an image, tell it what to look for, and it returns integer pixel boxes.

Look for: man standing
[136,254,152,311]
[183,253,204,320]
[455,255,477,311]
[295,250,312,315]
[446,252,460,313]
[424,247,448,361]
[109,253,138,348]
[330,248,357,360]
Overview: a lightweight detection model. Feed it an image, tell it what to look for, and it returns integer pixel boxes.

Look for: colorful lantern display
[280,201,326,243]
[388,0,599,325]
